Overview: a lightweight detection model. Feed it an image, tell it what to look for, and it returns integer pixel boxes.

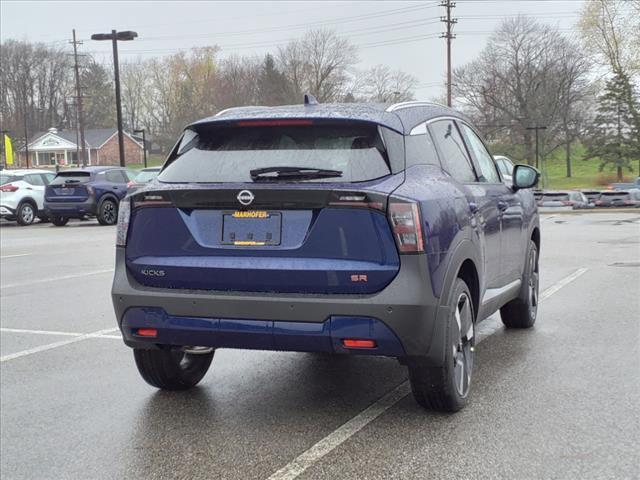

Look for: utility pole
[22,103,30,169]
[70,29,87,167]
[526,125,547,170]
[440,0,457,107]
[134,128,147,168]
[91,30,138,167]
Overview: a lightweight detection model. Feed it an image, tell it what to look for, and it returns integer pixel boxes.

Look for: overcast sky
[1,0,585,100]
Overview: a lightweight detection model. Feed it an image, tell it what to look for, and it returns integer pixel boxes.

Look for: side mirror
[512,164,540,191]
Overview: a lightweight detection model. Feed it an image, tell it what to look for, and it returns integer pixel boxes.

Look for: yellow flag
[4,134,13,165]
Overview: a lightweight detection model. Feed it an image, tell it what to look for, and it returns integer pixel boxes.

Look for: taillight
[132,193,172,208]
[116,199,131,246]
[595,200,603,205]
[0,184,18,192]
[86,185,95,195]
[388,200,424,253]
[127,181,136,188]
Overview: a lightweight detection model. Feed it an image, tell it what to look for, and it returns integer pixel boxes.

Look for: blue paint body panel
[121,307,406,357]
[126,206,400,294]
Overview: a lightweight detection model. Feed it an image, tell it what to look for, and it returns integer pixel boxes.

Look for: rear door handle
[113,186,119,190]
[497,201,508,211]
[469,202,479,214]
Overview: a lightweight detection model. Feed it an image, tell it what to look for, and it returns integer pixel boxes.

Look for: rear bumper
[44,198,97,217]
[111,248,447,360]
[0,205,17,217]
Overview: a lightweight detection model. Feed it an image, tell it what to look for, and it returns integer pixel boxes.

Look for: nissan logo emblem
[237,190,255,206]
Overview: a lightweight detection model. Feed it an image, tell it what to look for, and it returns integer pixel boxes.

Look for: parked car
[493,155,514,183]
[595,189,640,207]
[112,100,541,412]
[127,166,162,193]
[581,190,602,205]
[609,177,640,191]
[44,166,134,226]
[537,191,590,209]
[0,169,56,225]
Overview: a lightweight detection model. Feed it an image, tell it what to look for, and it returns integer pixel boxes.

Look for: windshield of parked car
[50,171,92,185]
[134,170,160,183]
[159,122,392,183]
[542,193,570,201]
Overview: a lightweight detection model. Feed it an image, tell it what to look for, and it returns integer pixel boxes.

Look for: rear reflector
[136,328,158,338]
[343,339,376,349]
[388,201,424,253]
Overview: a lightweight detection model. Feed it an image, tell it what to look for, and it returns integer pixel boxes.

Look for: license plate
[222,211,282,246]
[55,188,74,196]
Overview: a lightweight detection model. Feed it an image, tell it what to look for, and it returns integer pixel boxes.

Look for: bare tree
[278,30,358,102]
[454,16,591,167]
[360,64,418,102]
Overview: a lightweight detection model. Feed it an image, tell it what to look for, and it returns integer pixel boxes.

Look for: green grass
[127,154,165,170]
[494,142,639,190]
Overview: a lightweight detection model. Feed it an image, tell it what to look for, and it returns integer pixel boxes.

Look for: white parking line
[0,327,119,363]
[0,253,32,259]
[0,268,114,289]
[265,267,590,480]
[1,327,83,337]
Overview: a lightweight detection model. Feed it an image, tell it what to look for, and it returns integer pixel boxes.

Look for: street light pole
[91,30,138,168]
[134,128,147,168]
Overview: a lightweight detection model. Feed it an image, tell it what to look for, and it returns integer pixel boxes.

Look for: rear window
[50,172,92,185]
[159,123,393,183]
[600,192,630,200]
[0,174,20,185]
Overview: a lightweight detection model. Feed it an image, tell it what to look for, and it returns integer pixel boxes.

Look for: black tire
[16,202,36,226]
[500,240,539,329]
[133,348,214,390]
[97,198,118,225]
[51,216,69,226]
[38,215,50,223]
[408,278,475,412]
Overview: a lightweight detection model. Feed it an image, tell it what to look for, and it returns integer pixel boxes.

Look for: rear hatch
[45,171,92,202]
[597,191,631,206]
[125,120,405,294]
[540,193,570,207]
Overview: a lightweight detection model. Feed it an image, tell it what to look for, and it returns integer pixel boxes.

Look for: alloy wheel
[21,205,34,224]
[528,247,539,319]
[452,292,474,398]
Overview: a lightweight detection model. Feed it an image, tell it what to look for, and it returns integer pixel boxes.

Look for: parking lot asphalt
[1,213,639,480]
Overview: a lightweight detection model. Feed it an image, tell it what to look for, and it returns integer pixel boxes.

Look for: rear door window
[405,122,441,168]
[105,170,127,183]
[429,120,477,183]
[459,124,500,183]
[159,122,393,183]
[24,174,44,186]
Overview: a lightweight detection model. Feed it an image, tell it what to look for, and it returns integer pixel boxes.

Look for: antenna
[304,93,319,106]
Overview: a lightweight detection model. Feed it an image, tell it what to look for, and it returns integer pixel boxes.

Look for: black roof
[189,102,470,135]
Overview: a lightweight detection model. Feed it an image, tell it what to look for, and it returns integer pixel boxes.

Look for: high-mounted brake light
[0,184,18,193]
[132,194,172,208]
[388,201,424,253]
[116,199,131,247]
[236,119,314,127]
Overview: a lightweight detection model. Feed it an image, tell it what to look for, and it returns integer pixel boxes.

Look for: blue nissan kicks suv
[112,100,540,412]
[45,166,133,226]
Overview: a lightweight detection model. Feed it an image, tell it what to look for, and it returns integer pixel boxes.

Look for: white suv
[0,169,56,225]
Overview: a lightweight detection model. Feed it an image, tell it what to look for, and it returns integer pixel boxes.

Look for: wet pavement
[1,212,639,479]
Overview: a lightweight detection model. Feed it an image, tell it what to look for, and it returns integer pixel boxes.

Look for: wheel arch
[531,226,540,253]
[18,196,38,209]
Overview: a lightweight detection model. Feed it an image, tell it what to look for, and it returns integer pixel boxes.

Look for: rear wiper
[250,166,343,182]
